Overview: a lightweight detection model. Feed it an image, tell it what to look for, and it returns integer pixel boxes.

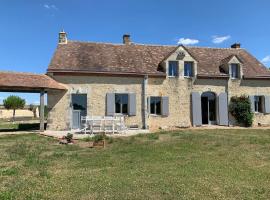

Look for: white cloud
[212,35,231,44]
[177,38,199,45]
[261,55,270,64]
[43,4,58,10]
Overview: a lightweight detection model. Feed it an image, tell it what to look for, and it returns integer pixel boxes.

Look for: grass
[0,122,41,132]
[0,129,270,199]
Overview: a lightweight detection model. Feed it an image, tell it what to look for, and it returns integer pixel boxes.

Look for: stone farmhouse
[44,31,270,130]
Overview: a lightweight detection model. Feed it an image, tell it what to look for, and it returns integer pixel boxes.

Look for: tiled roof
[186,47,270,78]
[0,71,67,91]
[48,41,270,78]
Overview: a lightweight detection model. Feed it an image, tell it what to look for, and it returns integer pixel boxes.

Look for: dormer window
[168,61,178,77]
[231,63,240,79]
[184,62,194,77]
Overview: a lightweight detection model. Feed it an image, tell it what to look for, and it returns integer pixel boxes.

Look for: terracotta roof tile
[0,71,67,91]
[48,41,270,78]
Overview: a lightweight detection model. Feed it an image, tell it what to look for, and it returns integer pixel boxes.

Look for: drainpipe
[142,75,148,129]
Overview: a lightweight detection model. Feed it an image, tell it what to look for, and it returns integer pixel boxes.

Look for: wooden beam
[40,90,45,132]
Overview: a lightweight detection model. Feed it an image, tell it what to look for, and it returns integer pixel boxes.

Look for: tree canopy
[3,95,26,120]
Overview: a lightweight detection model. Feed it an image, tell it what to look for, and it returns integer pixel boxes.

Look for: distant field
[1,130,270,199]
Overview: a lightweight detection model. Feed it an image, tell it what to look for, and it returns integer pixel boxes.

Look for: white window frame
[184,61,194,78]
[254,96,264,113]
[231,63,240,79]
[115,93,129,114]
[168,61,178,78]
[149,96,162,115]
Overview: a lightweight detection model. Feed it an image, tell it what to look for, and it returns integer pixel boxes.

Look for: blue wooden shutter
[191,92,202,126]
[264,96,270,114]
[106,93,115,116]
[128,93,136,116]
[161,96,169,116]
[218,92,229,126]
[249,96,255,112]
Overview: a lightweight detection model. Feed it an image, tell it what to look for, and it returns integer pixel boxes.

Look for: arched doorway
[201,92,216,125]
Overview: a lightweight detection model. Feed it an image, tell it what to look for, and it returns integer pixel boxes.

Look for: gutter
[196,74,229,79]
[47,70,166,78]
[142,75,148,129]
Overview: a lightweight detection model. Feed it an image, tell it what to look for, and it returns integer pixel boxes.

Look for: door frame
[201,92,217,125]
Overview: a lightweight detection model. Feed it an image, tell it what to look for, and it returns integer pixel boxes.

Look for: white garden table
[81,115,126,134]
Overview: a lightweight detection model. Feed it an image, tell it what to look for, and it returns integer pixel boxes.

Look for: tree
[29,104,38,118]
[3,95,25,121]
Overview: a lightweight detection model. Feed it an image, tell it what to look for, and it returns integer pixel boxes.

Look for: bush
[65,133,73,143]
[93,134,104,143]
[229,95,254,127]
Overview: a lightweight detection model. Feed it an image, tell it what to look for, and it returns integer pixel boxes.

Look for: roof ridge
[0,70,46,76]
[186,46,244,50]
[68,40,247,49]
[68,40,177,47]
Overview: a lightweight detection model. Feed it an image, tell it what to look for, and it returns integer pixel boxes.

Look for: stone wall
[47,75,143,130]
[47,73,270,130]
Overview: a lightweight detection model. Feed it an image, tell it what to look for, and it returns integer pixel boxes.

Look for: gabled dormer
[159,45,198,79]
[220,55,243,80]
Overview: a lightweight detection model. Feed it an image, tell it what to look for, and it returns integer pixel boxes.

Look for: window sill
[230,77,241,80]
[149,114,162,117]
[167,76,178,78]
[184,76,194,79]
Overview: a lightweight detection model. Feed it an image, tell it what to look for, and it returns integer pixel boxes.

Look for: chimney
[59,30,67,44]
[123,34,131,45]
[231,43,241,49]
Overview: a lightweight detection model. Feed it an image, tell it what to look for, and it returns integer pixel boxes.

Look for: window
[254,96,264,113]
[168,61,178,77]
[150,97,161,115]
[231,64,240,79]
[115,94,128,114]
[184,62,193,77]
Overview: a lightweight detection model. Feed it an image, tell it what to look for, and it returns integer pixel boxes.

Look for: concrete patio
[41,129,150,139]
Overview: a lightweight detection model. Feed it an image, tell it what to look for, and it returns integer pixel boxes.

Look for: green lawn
[1,130,270,199]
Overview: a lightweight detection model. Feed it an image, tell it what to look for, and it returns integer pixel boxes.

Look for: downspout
[142,75,148,129]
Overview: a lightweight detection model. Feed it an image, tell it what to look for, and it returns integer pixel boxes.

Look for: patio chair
[80,116,89,134]
[104,116,115,134]
[90,116,103,134]
[114,115,127,133]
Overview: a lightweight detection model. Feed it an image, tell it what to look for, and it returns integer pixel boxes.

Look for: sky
[0,0,270,104]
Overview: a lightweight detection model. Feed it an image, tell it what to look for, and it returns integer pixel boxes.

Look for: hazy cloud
[261,55,270,64]
[212,35,231,44]
[177,38,199,45]
[43,4,58,10]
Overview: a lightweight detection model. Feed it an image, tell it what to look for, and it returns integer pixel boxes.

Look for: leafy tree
[229,95,253,127]
[3,95,25,121]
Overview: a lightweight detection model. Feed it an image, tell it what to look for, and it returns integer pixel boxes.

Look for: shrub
[93,134,104,143]
[65,133,73,143]
[229,95,254,127]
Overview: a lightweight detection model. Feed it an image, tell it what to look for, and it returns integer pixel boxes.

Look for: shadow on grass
[0,123,47,132]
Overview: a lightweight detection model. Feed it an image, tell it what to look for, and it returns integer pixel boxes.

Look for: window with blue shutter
[184,62,194,77]
[168,61,178,77]
[115,94,128,114]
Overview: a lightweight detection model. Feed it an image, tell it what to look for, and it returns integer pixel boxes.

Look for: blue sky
[0,0,270,104]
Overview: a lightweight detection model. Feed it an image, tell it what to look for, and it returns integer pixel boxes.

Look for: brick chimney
[59,30,67,44]
[231,43,241,49]
[123,34,131,45]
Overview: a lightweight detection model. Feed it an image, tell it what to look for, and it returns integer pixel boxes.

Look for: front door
[201,97,208,124]
[71,94,87,129]
[201,92,216,125]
